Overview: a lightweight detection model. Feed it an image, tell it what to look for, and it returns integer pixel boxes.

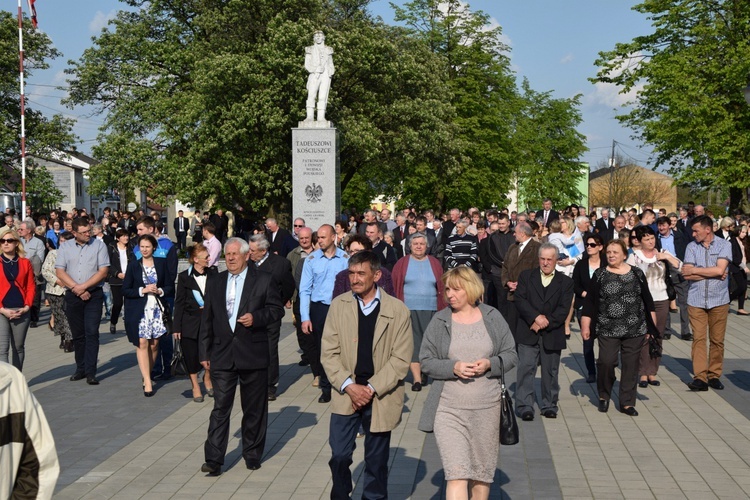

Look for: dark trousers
[293,300,315,365]
[597,335,644,407]
[490,270,507,317]
[329,404,391,500]
[65,288,104,377]
[482,274,496,307]
[153,296,174,375]
[666,274,690,336]
[515,342,562,415]
[576,310,596,376]
[268,321,281,392]
[110,285,124,326]
[205,368,268,466]
[310,301,332,394]
[30,282,43,323]
[176,231,187,250]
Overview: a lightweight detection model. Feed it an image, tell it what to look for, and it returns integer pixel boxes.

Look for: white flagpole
[17,0,27,218]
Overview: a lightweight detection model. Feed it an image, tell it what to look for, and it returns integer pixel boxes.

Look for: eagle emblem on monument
[305,183,323,203]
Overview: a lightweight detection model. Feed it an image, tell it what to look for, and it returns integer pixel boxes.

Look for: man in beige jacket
[322,251,412,500]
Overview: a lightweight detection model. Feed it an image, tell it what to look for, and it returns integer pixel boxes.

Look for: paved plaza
[19,306,750,499]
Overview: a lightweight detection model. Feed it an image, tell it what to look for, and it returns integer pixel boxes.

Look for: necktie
[544,211,548,225]
[180,218,183,231]
[226,274,237,318]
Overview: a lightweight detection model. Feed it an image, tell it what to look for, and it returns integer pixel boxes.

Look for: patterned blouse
[594,267,648,339]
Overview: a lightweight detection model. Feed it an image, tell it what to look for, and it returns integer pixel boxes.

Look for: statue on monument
[304,31,335,123]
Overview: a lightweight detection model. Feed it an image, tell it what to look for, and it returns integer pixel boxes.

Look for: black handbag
[170,339,190,378]
[664,262,676,301]
[499,358,519,446]
[156,297,173,333]
[648,334,663,359]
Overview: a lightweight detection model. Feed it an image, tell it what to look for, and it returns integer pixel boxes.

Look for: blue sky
[25,0,654,171]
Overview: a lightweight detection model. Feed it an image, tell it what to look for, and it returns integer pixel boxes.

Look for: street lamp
[744,83,750,106]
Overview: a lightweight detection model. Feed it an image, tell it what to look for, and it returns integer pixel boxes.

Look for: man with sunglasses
[55,218,110,385]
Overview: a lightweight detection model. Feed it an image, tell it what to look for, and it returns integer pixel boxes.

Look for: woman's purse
[663,261,676,301]
[499,358,519,445]
[170,338,189,378]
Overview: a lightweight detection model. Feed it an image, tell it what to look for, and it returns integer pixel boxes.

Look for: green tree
[65,0,460,216]
[392,0,518,210]
[25,162,64,210]
[592,0,750,210]
[513,80,587,210]
[0,11,76,174]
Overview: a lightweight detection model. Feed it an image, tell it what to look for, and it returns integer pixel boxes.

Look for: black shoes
[620,406,639,417]
[246,461,261,471]
[648,379,660,386]
[708,378,724,390]
[201,462,221,476]
[682,333,693,341]
[639,380,649,388]
[86,376,100,385]
[318,392,331,403]
[585,374,596,383]
[70,372,85,381]
[687,378,709,391]
[298,358,310,366]
[521,411,534,421]
[598,400,609,413]
[543,410,557,419]
[411,382,422,392]
[663,332,672,340]
[268,390,277,401]
[110,324,116,334]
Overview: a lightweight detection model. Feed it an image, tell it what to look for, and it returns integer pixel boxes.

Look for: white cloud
[89,10,116,34]
[560,53,574,64]
[586,52,645,108]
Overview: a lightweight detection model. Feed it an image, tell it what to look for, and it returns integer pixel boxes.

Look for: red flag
[27,0,37,28]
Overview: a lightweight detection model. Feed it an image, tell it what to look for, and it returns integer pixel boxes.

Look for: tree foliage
[513,80,587,210]
[0,11,76,181]
[66,0,460,215]
[592,0,750,210]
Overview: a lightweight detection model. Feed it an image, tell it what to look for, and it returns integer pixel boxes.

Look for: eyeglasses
[0,239,17,244]
[293,224,304,228]
[585,243,599,248]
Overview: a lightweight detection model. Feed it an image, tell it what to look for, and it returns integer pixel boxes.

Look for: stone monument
[293,30,339,231]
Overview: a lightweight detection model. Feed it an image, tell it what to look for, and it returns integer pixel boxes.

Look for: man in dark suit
[357,209,387,237]
[676,207,692,239]
[198,238,285,475]
[208,209,227,244]
[655,216,689,340]
[248,234,296,401]
[266,218,298,257]
[594,208,614,238]
[597,213,624,244]
[441,208,461,245]
[535,198,559,228]
[365,222,397,271]
[501,223,541,328]
[487,213,515,314]
[391,214,410,259]
[514,244,574,420]
[173,210,189,250]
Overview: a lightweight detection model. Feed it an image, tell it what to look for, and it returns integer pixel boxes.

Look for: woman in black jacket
[172,244,216,402]
[572,233,605,383]
[107,229,134,334]
[122,234,174,397]
[730,225,749,315]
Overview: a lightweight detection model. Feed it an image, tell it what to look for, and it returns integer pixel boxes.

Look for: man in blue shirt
[682,215,731,391]
[299,224,348,402]
[655,216,689,340]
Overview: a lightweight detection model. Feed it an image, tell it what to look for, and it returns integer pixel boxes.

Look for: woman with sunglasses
[572,233,605,383]
[0,227,36,370]
[122,234,173,397]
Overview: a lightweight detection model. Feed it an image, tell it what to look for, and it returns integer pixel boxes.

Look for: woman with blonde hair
[0,227,35,370]
[419,267,517,499]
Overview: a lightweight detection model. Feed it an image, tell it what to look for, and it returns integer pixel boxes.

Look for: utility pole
[608,139,616,209]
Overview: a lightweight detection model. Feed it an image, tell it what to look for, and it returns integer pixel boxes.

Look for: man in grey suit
[514,243,574,420]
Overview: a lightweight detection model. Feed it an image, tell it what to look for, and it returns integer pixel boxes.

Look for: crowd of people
[4,198,745,499]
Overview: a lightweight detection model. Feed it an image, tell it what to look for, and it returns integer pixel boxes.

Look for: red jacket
[391,255,447,311]
[0,258,36,308]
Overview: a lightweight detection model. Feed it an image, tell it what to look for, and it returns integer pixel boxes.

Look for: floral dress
[138,265,167,340]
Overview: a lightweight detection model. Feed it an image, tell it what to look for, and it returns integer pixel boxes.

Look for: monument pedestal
[292,127,340,232]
